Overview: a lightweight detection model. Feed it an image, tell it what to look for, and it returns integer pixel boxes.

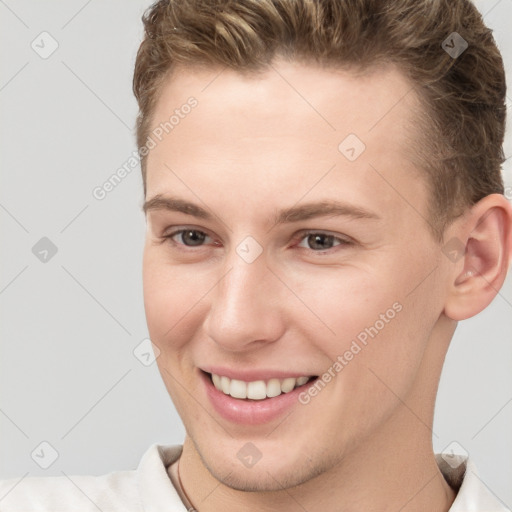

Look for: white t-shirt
[0,444,508,511]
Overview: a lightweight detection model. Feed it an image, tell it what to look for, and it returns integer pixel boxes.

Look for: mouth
[199,368,319,424]
[208,372,316,400]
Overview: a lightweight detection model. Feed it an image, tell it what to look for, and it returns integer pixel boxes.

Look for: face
[142,59,450,490]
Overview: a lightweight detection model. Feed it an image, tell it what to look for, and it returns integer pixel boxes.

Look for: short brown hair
[133,0,506,239]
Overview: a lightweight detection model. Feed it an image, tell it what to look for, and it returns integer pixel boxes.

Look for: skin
[142,59,512,511]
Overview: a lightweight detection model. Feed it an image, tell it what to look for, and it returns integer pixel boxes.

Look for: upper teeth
[211,373,310,400]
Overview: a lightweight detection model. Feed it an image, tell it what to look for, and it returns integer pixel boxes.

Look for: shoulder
[0,470,139,511]
[0,444,184,512]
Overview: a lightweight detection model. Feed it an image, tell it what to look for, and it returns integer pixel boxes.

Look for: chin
[193,436,333,492]
[206,462,317,492]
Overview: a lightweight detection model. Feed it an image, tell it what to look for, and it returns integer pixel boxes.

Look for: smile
[201,369,319,424]
[210,373,313,400]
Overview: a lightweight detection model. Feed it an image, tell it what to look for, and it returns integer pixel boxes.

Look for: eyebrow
[142,194,381,224]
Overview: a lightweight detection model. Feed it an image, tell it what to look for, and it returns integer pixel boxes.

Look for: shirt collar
[137,444,188,511]
[435,453,509,511]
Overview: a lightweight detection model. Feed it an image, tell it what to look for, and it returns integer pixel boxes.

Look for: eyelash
[161,228,353,254]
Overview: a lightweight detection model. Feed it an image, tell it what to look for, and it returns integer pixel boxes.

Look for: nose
[203,246,286,352]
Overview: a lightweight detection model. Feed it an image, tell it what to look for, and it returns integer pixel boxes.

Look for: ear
[443,194,512,321]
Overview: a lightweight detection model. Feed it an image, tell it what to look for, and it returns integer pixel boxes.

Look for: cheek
[283,262,406,353]
[292,257,438,394]
[289,280,434,447]
[142,248,211,410]
[142,246,203,345]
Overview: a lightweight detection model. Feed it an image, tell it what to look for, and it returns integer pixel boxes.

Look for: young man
[0,0,510,510]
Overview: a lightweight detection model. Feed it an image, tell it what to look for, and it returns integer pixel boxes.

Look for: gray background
[0,0,511,507]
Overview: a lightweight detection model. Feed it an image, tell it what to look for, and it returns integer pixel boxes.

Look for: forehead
[145,59,427,229]
[152,60,419,138]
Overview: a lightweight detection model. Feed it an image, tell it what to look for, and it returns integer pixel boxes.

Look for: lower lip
[202,372,314,425]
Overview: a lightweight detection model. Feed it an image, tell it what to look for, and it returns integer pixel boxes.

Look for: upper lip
[200,366,316,382]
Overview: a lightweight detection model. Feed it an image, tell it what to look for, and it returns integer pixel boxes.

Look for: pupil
[184,230,205,246]
[309,234,332,250]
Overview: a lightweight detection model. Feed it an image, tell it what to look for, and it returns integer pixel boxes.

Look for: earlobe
[444,194,512,321]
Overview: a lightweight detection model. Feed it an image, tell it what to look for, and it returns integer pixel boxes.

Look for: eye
[161,228,352,254]
[164,228,216,247]
[296,231,352,252]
